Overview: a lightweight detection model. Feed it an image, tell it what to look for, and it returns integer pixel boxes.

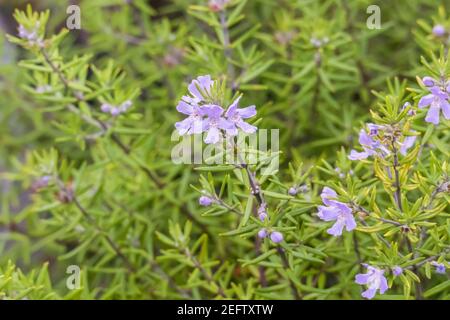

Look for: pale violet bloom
[418,85,450,125]
[355,265,388,299]
[348,125,390,160]
[175,101,206,135]
[224,96,257,136]
[202,105,233,144]
[317,187,356,237]
[174,75,258,143]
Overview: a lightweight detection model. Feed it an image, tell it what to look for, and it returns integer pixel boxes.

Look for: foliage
[0,0,449,300]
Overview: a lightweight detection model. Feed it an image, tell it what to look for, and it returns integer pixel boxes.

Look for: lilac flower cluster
[317,187,356,237]
[175,75,257,144]
[101,100,133,116]
[418,76,450,125]
[348,123,416,161]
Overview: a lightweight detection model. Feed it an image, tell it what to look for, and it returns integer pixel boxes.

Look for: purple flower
[348,125,390,160]
[199,195,214,207]
[399,135,417,155]
[392,266,403,276]
[355,265,388,299]
[202,105,234,144]
[418,85,450,125]
[432,25,446,37]
[270,231,283,243]
[175,101,206,135]
[431,261,446,274]
[224,96,257,136]
[175,75,258,144]
[317,187,356,237]
[258,228,267,239]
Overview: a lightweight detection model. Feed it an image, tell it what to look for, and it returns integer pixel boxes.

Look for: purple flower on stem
[418,85,450,125]
[432,25,446,37]
[431,261,446,274]
[270,231,283,243]
[348,124,390,160]
[224,96,257,136]
[199,195,214,207]
[392,266,403,276]
[355,265,388,299]
[202,105,234,144]
[317,187,356,237]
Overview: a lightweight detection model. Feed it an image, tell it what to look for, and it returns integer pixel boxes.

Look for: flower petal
[442,101,450,119]
[204,127,221,144]
[238,105,257,118]
[344,214,357,231]
[418,94,434,109]
[317,206,340,221]
[176,101,194,115]
[379,275,388,294]
[425,105,440,125]
[348,150,369,160]
[327,220,345,236]
[355,273,370,285]
[361,288,377,299]
[237,120,257,134]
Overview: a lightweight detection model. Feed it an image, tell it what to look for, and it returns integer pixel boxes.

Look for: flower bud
[270,231,283,243]
[432,25,446,37]
[101,103,111,113]
[199,195,214,207]
[288,187,298,196]
[258,212,267,222]
[422,76,435,87]
[392,266,403,276]
[110,107,120,116]
[258,228,267,239]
